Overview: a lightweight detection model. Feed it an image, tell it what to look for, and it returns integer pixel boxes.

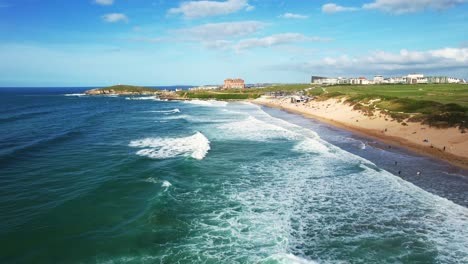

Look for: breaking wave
[64,93,86,97]
[129,132,210,160]
[125,96,160,101]
[147,108,180,114]
[184,100,228,107]
[218,116,301,141]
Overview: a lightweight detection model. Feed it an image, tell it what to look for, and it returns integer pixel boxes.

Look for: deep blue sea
[1,88,468,263]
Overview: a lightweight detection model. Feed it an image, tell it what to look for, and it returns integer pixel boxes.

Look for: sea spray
[129,132,210,160]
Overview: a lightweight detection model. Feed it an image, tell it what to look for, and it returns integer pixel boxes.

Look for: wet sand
[254,97,468,170]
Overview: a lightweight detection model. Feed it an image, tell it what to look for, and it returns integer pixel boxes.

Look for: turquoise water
[1,88,468,263]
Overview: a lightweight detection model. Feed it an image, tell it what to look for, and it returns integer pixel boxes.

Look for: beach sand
[254,97,468,169]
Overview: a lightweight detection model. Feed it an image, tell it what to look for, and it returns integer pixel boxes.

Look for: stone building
[224,78,245,89]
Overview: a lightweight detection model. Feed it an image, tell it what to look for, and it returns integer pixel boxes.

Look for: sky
[0,0,467,86]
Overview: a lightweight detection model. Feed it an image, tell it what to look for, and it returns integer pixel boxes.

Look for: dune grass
[306,84,468,130]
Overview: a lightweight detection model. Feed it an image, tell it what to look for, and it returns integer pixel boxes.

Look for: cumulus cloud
[204,40,233,50]
[168,0,254,18]
[362,0,468,14]
[102,13,128,23]
[322,3,358,13]
[233,33,331,52]
[95,0,114,5]
[280,13,308,19]
[174,21,266,39]
[200,34,331,52]
[272,47,468,77]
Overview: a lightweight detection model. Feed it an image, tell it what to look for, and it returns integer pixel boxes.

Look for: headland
[85,83,468,169]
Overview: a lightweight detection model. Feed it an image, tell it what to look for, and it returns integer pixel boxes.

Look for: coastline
[253,97,468,170]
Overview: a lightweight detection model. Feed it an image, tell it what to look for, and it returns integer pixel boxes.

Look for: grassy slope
[176,84,312,100]
[307,84,468,129]
[95,85,160,93]
[308,84,468,107]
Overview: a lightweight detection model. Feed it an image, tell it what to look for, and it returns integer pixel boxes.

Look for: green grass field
[307,84,468,107]
[176,84,312,100]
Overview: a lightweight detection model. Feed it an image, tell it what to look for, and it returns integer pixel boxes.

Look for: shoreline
[253,97,468,170]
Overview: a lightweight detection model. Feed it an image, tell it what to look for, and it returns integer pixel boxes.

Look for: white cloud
[102,13,128,23]
[272,47,468,77]
[363,0,468,14]
[204,40,233,50]
[322,3,358,13]
[279,13,309,19]
[168,0,253,18]
[204,33,331,53]
[175,21,266,40]
[129,37,171,43]
[95,0,114,6]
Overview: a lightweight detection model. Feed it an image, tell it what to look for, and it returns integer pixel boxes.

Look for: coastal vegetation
[85,85,161,95]
[177,91,261,100]
[306,84,468,130]
[175,84,312,100]
[85,83,467,130]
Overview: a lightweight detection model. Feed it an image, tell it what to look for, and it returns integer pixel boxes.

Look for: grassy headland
[85,85,162,95]
[305,84,468,130]
[176,84,312,100]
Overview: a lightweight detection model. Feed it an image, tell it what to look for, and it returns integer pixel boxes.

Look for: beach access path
[254,97,468,169]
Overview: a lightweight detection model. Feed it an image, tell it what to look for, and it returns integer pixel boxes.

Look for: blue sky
[0,0,467,86]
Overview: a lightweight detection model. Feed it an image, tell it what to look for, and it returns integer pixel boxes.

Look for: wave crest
[125,96,160,101]
[147,108,180,114]
[184,100,228,107]
[129,132,210,160]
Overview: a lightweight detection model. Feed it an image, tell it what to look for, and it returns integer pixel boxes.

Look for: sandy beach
[254,97,468,169]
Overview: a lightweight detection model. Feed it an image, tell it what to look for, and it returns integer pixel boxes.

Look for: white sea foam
[359,141,366,149]
[143,177,158,184]
[125,96,160,101]
[184,100,228,107]
[161,180,172,188]
[64,93,86,97]
[292,138,331,155]
[261,254,318,264]
[218,116,301,141]
[147,108,180,114]
[129,132,210,160]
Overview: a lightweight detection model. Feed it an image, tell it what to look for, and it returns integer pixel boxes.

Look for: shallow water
[0,88,467,263]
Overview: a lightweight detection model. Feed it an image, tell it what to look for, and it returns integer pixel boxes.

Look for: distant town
[311,74,466,85]
[185,73,466,91]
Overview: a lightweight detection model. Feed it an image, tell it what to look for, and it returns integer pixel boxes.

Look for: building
[407,74,427,84]
[311,76,339,85]
[387,77,407,84]
[374,75,384,84]
[224,78,245,89]
[345,77,369,85]
[311,76,328,84]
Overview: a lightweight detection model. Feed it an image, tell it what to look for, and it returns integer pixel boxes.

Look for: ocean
[1,88,467,263]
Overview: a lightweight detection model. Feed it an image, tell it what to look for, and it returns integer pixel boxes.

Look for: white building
[374,75,384,84]
[448,77,462,84]
[407,74,427,84]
